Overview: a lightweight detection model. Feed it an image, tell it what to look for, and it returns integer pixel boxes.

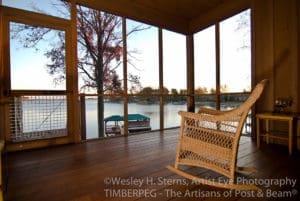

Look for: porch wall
[253,0,300,147]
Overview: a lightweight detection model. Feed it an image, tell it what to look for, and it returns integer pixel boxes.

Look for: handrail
[8,90,69,96]
[78,92,251,97]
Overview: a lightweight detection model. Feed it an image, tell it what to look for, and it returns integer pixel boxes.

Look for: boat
[104,114,151,136]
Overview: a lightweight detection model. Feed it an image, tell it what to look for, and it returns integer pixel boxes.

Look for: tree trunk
[97,61,104,138]
[96,25,105,138]
[97,93,104,138]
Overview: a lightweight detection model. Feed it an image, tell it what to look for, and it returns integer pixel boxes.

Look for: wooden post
[12,97,23,139]
[0,140,4,201]
[0,7,4,141]
[158,28,164,130]
[122,17,128,136]
[186,34,194,112]
[69,0,80,142]
[80,95,86,140]
[1,7,11,142]
[215,23,221,110]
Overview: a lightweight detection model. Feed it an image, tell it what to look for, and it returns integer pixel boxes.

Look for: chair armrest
[198,107,230,115]
[179,110,236,122]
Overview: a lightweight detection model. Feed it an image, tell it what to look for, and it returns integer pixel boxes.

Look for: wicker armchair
[167,79,268,190]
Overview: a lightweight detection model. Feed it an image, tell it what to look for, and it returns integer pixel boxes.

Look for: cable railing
[8,93,67,142]
[7,92,252,142]
[79,93,252,140]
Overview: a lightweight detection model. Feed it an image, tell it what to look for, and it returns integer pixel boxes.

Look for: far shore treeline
[86,86,251,105]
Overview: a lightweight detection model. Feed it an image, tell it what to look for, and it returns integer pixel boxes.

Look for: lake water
[14,98,246,140]
[85,100,187,139]
[85,100,242,139]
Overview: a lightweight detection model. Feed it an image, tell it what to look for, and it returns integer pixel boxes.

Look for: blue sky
[3,0,251,93]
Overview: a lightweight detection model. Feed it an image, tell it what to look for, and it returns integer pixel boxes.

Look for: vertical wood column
[273,0,299,112]
[1,9,11,142]
[122,17,129,136]
[70,0,80,142]
[298,0,300,113]
[0,7,5,140]
[80,96,86,140]
[215,23,221,110]
[250,3,256,137]
[158,28,164,130]
[252,0,274,112]
[186,34,194,112]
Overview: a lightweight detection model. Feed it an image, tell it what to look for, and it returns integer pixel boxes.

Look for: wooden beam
[189,0,251,34]
[76,0,189,34]
[1,6,69,30]
[186,34,194,112]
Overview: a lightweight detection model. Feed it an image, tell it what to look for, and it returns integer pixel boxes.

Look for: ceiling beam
[188,0,251,34]
[76,0,189,34]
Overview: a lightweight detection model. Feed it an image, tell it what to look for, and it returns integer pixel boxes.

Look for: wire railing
[9,95,67,142]
[7,92,252,142]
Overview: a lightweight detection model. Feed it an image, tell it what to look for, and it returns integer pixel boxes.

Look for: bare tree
[11,2,147,138]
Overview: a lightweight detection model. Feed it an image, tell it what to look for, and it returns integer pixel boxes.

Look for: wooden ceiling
[77,0,251,34]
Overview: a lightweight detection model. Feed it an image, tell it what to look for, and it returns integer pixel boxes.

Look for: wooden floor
[3,129,300,201]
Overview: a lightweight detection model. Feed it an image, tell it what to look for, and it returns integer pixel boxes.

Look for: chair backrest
[175,79,268,180]
[229,79,268,136]
[236,79,268,114]
[230,79,268,169]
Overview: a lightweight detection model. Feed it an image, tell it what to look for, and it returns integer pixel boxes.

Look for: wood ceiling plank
[76,0,252,34]
[189,0,251,34]
[77,0,189,34]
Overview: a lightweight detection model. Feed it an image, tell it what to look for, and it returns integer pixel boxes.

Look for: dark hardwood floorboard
[3,129,300,201]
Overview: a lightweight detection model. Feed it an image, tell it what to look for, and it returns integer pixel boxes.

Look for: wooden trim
[5,137,72,152]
